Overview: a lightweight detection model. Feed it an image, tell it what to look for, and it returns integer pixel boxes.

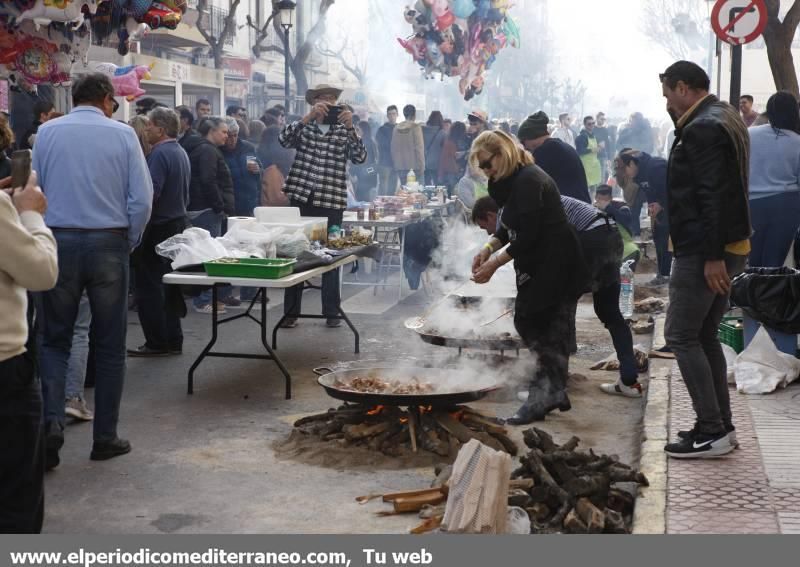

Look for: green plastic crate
[718,315,744,353]
[203,258,296,279]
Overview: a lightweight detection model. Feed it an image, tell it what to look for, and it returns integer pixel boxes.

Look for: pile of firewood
[512,428,649,534]
[292,404,517,457]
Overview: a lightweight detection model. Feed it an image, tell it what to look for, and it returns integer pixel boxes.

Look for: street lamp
[277,0,296,113]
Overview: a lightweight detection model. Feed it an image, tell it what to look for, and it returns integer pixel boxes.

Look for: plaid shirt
[279,120,367,210]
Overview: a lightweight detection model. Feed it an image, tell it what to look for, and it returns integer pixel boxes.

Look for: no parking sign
[711,0,768,45]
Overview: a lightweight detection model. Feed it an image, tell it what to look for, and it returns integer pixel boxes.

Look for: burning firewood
[513,427,648,534]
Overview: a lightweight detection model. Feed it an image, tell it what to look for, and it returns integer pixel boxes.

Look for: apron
[580,137,602,187]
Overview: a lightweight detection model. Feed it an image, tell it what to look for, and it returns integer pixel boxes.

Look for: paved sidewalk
[666,363,800,534]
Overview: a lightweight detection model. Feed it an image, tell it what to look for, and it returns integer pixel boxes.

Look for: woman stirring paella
[470,131,589,424]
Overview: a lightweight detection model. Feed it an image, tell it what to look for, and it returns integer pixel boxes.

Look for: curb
[632,315,669,534]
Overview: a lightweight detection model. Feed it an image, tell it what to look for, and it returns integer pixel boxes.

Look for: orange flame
[366,405,385,416]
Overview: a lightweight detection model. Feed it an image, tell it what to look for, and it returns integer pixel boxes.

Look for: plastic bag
[731,267,800,333]
[218,220,282,258]
[275,230,310,258]
[733,326,800,394]
[156,228,228,269]
[506,506,531,535]
[721,343,737,385]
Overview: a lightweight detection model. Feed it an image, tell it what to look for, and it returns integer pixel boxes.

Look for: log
[433,412,505,453]
[526,450,573,528]
[343,421,390,442]
[564,509,588,534]
[318,420,345,439]
[563,474,611,498]
[575,498,605,534]
[508,488,532,508]
[382,487,446,503]
[522,427,558,452]
[368,422,403,452]
[526,503,550,523]
[608,466,649,486]
[461,414,508,435]
[293,407,365,427]
[322,432,344,441]
[559,436,581,452]
[604,509,629,534]
[607,487,635,515]
[420,414,450,456]
[486,430,518,456]
[410,515,443,534]
[408,410,419,453]
[382,425,410,453]
[508,478,535,490]
[461,406,504,424]
[393,492,447,513]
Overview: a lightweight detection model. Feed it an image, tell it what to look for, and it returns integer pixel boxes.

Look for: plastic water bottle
[619,260,635,318]
[407,170,417,186]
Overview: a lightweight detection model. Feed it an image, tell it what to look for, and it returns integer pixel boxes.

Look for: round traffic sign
[711,0,768,45]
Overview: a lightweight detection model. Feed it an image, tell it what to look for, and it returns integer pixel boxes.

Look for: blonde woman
[128,115,152,156]
[471,130,589,424]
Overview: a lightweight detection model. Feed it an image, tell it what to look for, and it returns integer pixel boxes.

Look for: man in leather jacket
[660,61,752,459]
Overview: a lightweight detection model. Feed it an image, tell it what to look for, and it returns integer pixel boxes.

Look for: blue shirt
[748,124,800,199]
[32,106,153,248]
[147,138,190,224]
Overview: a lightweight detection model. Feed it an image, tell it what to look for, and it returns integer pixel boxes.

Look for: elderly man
[32,73,152,467]
[660,61,751,459]
[0,172,58,533]
[128,107,191,357]
[278,84,367,328]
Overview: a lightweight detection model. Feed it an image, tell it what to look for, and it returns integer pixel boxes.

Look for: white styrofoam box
[254,206,301,223]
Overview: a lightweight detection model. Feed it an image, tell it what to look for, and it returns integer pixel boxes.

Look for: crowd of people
[3,57,800,533]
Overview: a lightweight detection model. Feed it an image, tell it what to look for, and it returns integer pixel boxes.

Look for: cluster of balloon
[397,0,519,101]
[0,1,184,95]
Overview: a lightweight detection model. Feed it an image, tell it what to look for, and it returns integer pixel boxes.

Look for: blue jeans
[749,192,800,267]
[38,230,129,442]
[65,293,91,400]
[189,210,231,306]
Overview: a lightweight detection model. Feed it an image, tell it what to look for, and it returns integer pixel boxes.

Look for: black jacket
[0,154,10,179]
[532,137,591,203]
[375,123,395,167]
[667,95,752,259]
[492,164,589,313]
[633,152,668,210]
[183,134,235,215]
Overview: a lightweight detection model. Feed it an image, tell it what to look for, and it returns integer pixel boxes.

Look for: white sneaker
[600,380,644,398]
[65,397,93,421]
[193,303,226,314]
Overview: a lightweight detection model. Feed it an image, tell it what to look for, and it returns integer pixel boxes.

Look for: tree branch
[784,0,800,36]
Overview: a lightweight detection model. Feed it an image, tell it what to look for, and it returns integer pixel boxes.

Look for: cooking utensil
[404,282,473,330]
[413,327,524,351]
[313,367,499,407]
[478,308,513,327]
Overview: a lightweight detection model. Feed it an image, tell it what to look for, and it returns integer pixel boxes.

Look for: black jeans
[133,219,186,351]
[653,214,673,277]
[0,351,45,533]
[284,201,343,318]
[515,294,573,393]
[665,253,747,435]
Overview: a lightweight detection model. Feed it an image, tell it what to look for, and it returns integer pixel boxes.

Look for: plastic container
[259,216,328,243]
[253,206,301,223]
[718,315,744,353]
[203,258,297,279]
[619,259,635,318]
[742,313,798,357]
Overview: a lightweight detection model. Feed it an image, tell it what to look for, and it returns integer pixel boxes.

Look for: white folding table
[163,255,359,398]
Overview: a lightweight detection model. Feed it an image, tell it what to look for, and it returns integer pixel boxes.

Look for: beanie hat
[517,111,550,141]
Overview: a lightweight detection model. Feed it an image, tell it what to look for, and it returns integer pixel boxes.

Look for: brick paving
[666,363,800,534]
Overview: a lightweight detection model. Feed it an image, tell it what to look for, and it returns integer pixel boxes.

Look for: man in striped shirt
[278,84,367,328]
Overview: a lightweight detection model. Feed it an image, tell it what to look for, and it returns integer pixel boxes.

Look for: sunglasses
[478,154,495,171]
[112,99,120,113]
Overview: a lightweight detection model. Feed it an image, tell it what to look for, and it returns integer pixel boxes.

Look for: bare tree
[247,0,337,98]
[316,37,367,87]
[196,0,242,69]
[763,0,800,97]
[641,0,708,61]
[560,78,588,116]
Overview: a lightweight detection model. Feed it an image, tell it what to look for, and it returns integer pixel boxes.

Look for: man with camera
[0,171,58,532]
[278,84,367,328]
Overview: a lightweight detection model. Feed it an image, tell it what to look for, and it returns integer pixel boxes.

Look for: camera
[322,105,342,125]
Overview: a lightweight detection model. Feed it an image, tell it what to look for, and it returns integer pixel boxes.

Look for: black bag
[730,267,800,333]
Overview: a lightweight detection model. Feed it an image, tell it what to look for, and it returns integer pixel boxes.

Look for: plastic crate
[718,315,744,353]
[203,258,296,279]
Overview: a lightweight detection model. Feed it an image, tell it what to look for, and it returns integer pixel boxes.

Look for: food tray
[718,315,744,353]
[203,258,297,279]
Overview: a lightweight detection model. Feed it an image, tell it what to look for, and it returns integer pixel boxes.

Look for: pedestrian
[226,105,247,121]
[259,125,292,207]
[466,109,489,145]
[551,113,575,148]
[617,112,655,154]
[128,107,191,357]
[747,91,800,267]
[375,105,399,195]
[248,119,266,146]
[0,171,58,533]
[128,115,152,156]
[454,161,488,209]
[195,98,212,119]
[21,100,56,150]
[135,97,160,116]
[739,95,760,127]
[616,149,671,284]
[470,130,589,424]
[261,106,285,128]
[594,185,641,270]
[438,121,469,193]
[278,84,367,328]
[422,111,447,186]
[221,117,262,217]
[517,111,591,203]
[595,112,613,182]
[175,105,195,143]
[182,116,237,313]
[575,116,603,190]
[352,120,378,202]
[391,104,425,186]
[660,61,751,459]
[32,73,153,466]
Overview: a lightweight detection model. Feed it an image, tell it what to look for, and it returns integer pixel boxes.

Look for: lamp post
[277,0,296,113]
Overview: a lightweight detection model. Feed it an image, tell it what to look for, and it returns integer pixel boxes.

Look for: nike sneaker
[664,431,734,459]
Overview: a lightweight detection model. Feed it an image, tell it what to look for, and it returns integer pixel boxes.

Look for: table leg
[258,287,292,399]
[338,305,360,354]
[187,284,220,395]
[272,289,299,349]
[398,226,405,302]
